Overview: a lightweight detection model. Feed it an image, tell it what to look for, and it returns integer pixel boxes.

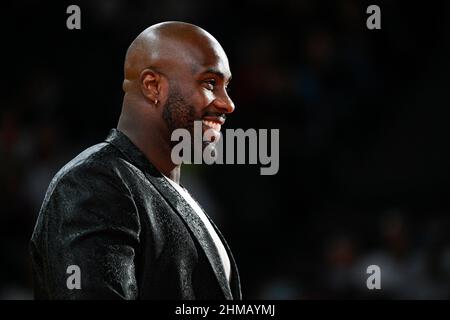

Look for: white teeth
[202,120,221,131]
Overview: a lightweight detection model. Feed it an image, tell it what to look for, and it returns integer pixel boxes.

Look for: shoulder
[39,142,140,211]
[34,141,142,236]
[54,142,131,186]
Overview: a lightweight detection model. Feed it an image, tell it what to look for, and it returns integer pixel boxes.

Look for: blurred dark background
[1,0,450,299]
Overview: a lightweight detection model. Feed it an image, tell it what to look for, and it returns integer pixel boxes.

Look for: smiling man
[30,21,241,300]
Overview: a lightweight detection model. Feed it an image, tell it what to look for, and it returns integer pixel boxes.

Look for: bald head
[123,21,229,92]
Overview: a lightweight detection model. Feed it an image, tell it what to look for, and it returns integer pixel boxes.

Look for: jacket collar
[105,128,160,176]
[105,128,240,300]
[197,203,242,300]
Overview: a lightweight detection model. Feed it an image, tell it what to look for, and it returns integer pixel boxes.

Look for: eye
[204,79,216,91]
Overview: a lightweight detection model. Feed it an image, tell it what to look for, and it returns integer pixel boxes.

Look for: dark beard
[162,85,197,147]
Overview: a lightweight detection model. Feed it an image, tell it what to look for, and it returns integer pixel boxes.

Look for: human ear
[140,68,161,105]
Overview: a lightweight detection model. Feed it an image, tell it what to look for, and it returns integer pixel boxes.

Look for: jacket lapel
[143,172,233,300]
[105,129,233,299]
[193,200,242,300]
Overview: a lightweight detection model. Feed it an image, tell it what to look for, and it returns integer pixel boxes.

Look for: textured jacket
[30,129,242,300]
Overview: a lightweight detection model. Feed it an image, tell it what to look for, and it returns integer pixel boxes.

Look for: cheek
[203,89,215,103]
[190,89,214,112]
[182,84,215,112]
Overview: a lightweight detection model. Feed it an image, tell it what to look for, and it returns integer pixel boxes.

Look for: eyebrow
[203,68,232,83]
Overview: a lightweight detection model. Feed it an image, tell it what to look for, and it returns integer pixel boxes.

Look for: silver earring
[154,99,158,105]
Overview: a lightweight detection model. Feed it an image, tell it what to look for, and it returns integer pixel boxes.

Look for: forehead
[189,40,231,79]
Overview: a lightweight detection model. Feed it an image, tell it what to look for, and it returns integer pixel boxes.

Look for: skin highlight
[117,21,235,183]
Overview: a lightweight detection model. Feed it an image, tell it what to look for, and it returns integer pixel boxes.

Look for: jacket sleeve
[34,161,141,299]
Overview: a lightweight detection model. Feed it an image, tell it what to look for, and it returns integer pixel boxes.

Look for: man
[30,21,241,300]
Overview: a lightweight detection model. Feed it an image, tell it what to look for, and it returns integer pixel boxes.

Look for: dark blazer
[30,129,242,300]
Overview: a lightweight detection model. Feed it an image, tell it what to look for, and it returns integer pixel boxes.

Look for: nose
[213,90,235,114]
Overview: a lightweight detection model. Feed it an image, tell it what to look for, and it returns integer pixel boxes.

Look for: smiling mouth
[202,119,222,132]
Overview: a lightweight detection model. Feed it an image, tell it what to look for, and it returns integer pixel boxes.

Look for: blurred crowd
[1,0,450,299]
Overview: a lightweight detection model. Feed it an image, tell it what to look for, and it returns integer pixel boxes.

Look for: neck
[117,101,181,184]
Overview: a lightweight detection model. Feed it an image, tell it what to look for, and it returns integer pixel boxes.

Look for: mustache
[202,111,226,120]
